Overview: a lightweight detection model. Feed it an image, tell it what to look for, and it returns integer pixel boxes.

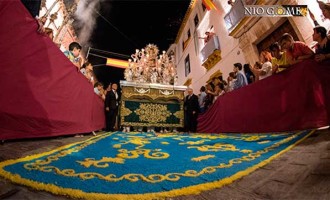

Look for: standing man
[184,88,200,133]
[233,63,248,90]
[105,83,119,132]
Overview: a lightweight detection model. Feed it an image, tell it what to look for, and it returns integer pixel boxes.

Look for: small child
[63,42,82,71]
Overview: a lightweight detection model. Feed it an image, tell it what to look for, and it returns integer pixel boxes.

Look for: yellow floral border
[0,130,315,200]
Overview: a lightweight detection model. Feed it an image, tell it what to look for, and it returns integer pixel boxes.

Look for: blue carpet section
[0,130,314,199]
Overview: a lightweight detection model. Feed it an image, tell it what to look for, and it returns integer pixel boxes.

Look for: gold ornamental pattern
[135,103,171,123]
[121,86,184,101]
[121,106,132,117]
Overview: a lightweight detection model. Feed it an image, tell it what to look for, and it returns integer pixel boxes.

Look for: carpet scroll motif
[0,130,314,200]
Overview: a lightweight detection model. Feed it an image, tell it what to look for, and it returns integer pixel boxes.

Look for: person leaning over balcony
[318,1,330,20]
[94,82,105,101]
[207,83,225,103]
[249,51,273,81]
[81,62,96,85]
[232,63,248,90]
[210,77,221,91]
[251,62,263,82]
[279,33,314,65]
[269,42,291,73]
[226,72,236,92]
[199,31,215,44]
[63,42,83,71]
[313,26,330,62]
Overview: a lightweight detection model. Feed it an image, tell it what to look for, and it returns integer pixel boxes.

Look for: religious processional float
[120,44,187,129]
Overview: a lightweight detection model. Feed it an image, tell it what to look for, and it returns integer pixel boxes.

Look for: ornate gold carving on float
[121,44,186,128]
[121,107,133,117]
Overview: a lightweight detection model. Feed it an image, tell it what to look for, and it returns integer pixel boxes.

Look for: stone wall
[231,0,316,65]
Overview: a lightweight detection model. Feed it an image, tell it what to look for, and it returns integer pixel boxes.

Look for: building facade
[174,0,330,93]
[38,0,79,51]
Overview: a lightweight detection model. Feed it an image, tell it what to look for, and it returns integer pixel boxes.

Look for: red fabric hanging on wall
[198,59,330,133]
[0,0,105,140]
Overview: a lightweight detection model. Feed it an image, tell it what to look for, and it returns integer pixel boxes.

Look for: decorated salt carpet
[0,130,314,199]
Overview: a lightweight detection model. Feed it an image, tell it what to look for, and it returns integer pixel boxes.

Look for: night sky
[77,0,191,87]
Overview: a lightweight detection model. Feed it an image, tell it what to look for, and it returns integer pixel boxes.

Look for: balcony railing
[224,0,257,31]
[200,35,220,62]
[200,36,221,71]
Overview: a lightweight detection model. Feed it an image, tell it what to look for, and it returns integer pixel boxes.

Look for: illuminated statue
[162,68,171,85]
[124,44,177,85]
[150,68,158,83]
[124,67,133,82]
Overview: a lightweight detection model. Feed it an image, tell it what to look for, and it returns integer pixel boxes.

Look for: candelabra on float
[124,44,177,85]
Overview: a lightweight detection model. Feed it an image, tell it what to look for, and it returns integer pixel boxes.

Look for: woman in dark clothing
[243,63,255,84]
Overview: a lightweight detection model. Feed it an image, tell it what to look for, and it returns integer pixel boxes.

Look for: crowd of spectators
[190,2,330,130]
[22,0,330,134]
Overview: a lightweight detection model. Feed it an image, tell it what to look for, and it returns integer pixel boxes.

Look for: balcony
[200,36,221,71]
[224,0,258,34]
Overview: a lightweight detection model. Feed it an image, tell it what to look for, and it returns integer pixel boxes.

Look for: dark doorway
[257,20,299,53]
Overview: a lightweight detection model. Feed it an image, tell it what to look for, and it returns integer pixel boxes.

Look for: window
[194,14,199,27]
[183,30,191,51]
[185,55,190,77]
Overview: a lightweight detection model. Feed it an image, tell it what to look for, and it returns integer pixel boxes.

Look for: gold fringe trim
[0,130,315,200]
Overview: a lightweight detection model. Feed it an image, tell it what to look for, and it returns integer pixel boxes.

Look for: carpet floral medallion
[0,130,314,199]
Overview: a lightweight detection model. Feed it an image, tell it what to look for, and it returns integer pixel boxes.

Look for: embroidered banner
[121,100,183,127]
[120,81,186,128]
